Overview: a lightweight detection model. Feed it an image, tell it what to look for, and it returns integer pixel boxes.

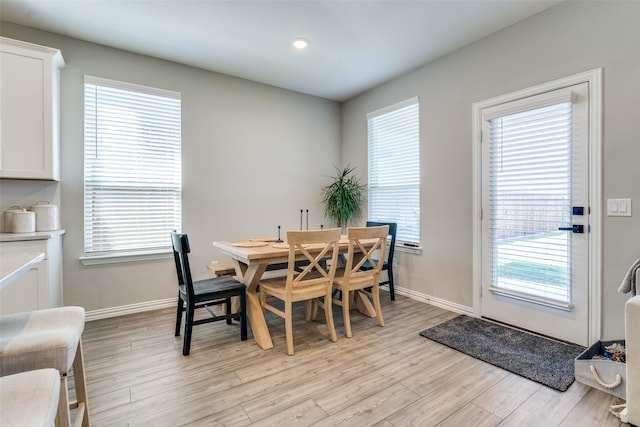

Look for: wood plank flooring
[75,294,629,426]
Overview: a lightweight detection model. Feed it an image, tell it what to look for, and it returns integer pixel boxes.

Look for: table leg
[355,290,376,318]
[233,261,272,349]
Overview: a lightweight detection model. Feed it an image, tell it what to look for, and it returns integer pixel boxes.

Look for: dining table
[213,235,380,350]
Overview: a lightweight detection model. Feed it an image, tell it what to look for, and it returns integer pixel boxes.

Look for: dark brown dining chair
[359,221,397,300]
[172,231,247,355]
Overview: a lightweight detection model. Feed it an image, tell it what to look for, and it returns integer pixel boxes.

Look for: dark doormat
[420,315,586,392]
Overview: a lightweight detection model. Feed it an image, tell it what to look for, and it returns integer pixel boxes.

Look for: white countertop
[0,251,45,290]
[0,229,65,242]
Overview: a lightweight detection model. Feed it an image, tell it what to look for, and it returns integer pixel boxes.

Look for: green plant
[321,165,366,232]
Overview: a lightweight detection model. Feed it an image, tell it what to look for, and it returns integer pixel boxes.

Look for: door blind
[84,76,182,254]
[367,97,420,244]
[487,101,572,304]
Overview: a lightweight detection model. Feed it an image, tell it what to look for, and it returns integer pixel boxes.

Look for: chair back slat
[366,221,397,260]
[344,225,389,279]
[285,228,341,293]
[171,231,195,299]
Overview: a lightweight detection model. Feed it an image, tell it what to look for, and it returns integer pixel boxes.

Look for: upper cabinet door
[0,37,65,181]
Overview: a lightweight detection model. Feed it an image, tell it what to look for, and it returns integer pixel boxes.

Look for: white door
[480,81,591,346]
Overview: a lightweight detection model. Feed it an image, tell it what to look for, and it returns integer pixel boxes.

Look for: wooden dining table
[213,236,379,350]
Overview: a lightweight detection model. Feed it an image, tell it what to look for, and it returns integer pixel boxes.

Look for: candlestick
[276,225,283,243]
[300,209,303,230]
[306,209,309,230]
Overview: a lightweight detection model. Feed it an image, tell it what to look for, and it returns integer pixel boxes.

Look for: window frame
[367,96,421,250]
[80,76,182,265]
[471,68,603,343]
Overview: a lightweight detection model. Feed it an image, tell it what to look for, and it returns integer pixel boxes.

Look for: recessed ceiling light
[292,38,310,49]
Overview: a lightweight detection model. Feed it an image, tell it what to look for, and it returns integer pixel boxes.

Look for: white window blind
[367,97,420,244]
[84,76,181,254]
[486,99,573,304]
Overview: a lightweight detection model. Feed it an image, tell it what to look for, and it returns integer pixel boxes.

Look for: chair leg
[225,298,233,325]
[175,296,183,336]
[324,292,337,343]
[56,375,71,427]
[310,299,320,321]
[304,300,313,321]
[285,300,294,356]
[71,340,91,427]
[387,266,395,300]
[342,288,352,338]
[372,284,385,327]
[183,305,194,356]
[240,292,248,341]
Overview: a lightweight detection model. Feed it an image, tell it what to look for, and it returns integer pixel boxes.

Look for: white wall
[0,23,342,312]
[2,2,638,339]
[342,1,640,339]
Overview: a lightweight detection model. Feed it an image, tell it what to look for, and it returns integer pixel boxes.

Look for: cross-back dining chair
[359,221,397,300]
[172,231,247,356]
[317,225,389,338]
[259,228,341,355]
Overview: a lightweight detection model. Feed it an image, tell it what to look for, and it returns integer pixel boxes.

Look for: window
[485,93,575,305]
[83,76,181,257]
[367,97,420,245]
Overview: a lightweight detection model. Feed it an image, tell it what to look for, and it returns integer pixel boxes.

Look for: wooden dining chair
[322,225,389,338]
[359,221,397,300]
[172,231,247,356]
[259,228,341,355]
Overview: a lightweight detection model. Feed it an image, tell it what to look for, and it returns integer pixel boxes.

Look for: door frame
[471,68,602,344]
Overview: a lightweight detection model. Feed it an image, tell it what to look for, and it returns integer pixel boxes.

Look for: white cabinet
[0,37,65,181]
[0,233,64,315]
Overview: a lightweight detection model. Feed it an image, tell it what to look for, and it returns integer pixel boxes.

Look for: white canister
[12,209,36,233]
[3,206,23,233]
[30,201,60,231]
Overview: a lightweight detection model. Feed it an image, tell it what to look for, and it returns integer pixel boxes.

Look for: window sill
[396,243,422,255]
[79,249,172,266]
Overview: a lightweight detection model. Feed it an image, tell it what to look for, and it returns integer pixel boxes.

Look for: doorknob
[559,224,584,233]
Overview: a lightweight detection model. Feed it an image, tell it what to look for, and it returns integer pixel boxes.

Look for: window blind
[486,100,572,304]
[84,76,181,254]
[367,97,420,244]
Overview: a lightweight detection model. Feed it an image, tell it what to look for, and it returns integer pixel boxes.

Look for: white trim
[587,68,603,345]
[481,88,577,120]
[366,96,419,120]
[395,286,474,316]
[471,68,603,343]
[396,243,423,255]
[85,297,176,321]
[84,75,180,99]
[85,288,473,323]
[80,249,173,265]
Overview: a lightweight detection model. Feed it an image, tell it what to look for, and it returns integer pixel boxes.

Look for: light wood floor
[76,293,629,426]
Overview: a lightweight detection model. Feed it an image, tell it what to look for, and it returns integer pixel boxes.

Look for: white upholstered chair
[0,307,90,426]
[0,368,60,426]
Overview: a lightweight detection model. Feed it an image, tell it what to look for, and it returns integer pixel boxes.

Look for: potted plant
[321,165,366,232]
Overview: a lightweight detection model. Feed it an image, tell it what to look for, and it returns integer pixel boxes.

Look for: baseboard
[394,286,474,316]
[85,297,177,322]
[86,287,472,322]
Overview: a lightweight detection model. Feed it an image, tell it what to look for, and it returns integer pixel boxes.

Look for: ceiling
[1,0,562,102]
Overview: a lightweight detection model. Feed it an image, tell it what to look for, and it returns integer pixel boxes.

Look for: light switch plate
[607,198,632,216]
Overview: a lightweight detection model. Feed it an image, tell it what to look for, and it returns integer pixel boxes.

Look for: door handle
[559,224,584,233]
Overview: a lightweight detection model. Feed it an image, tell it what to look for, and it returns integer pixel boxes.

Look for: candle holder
[276,225,283,243]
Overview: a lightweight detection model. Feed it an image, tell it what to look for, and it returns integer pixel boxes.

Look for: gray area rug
[420,315,586,391]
